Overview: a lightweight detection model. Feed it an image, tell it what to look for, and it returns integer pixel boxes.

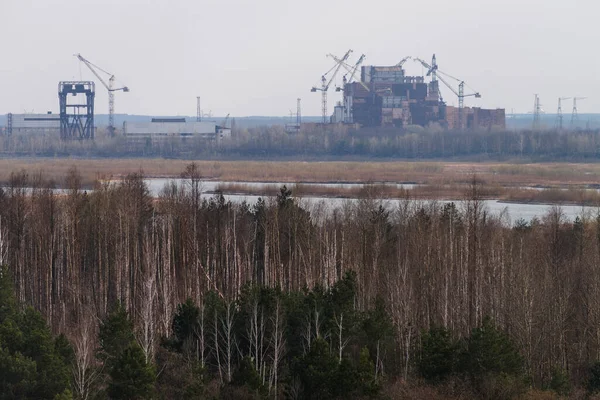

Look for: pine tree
[0,266,73,399]
[294,338,338,400]
[0,345,37,399]
[418,326,458,383]
[98,303,135,367]
[108,343,156,400]
[171,298,200,352]
[461,316,524,378]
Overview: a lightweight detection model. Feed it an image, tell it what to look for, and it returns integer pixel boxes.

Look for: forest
[2,125,600,160]
[2,164,600,398]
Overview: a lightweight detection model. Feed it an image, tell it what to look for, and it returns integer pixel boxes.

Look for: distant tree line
[2,125,600,160]
[4,166,600,397]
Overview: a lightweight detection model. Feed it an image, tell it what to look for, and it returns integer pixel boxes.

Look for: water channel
[145,179,598,224]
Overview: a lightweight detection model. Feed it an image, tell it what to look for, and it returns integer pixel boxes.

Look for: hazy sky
[1,0,598,117]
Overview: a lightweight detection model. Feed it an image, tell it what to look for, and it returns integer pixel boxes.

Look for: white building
[123,119,231,141]
[4,113,60,135]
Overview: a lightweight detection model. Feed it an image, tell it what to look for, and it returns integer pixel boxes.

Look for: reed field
[1,158,600,204]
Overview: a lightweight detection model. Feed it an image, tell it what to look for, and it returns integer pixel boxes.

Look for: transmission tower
[197,97,201,122]
[296,98,301,131]
[532,94,541,130]
[555,97,570,130]
[571,97,586,129]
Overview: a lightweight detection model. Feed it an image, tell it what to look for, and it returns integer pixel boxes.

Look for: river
[145,179,597,224]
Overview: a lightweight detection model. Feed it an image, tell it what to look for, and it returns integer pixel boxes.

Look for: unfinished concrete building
[337,55,505,130]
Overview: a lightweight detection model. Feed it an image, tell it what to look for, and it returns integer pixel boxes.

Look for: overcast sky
[1,0,598,117]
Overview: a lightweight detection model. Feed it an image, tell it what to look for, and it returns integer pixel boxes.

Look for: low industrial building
[123,118,231,141]
[445,107,506,130]
[3,113,60,135]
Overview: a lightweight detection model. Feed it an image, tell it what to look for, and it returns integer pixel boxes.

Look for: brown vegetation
[3,165,600,394]
[1,158,600,193]
[213,181,600,206]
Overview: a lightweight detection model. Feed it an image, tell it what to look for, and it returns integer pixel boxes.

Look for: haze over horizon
[1,0,598,118]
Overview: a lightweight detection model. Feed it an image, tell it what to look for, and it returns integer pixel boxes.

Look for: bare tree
[269,299,286,399]
[219,301,236,383]
[333,313,350,364]
[72,312,101,400]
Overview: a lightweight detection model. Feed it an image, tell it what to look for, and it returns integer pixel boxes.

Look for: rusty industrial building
[329,55,505,130]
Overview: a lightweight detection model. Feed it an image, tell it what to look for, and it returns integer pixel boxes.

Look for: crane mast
[312,49,352,123]
[414,56,480,129]
[75,54,129,136]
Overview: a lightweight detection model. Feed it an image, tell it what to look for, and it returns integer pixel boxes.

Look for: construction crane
[75,53,129,136]
[414,55,480,129]
[221,113,230,129]
[311,49,352,123]
[395,56,411,67]
[330,53,369,93]
[555,97,571,130]
[329,53,367,123]
[341,54,366,87]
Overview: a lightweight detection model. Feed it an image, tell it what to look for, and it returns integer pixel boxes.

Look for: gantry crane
[414,55,480,129]
[311,49,352,123]
[75,53,129,136]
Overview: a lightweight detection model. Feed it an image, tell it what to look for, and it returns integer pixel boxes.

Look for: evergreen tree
[294,338,338,400]
[107,343,156,400]
[588,361,600,393]
[100,303,157,398]
[548,367,571,396]
[98,303,135,367]
[0,345,37,399]
[0,266,16,323]
[418,326,459,383]
[460,317,526,399]
[460,317,524,378]
[231,356,266,396]
[0,266,73,399]
[171,298,200,352]
[356,347,379,397]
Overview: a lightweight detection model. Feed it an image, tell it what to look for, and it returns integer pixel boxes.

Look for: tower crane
[341,54,366,87]
[311,49,352,123]
[75,53,129,136]
[330,53,369,92]
[414,55,481,129]
[395,56,411,67]
[221,113,230,129]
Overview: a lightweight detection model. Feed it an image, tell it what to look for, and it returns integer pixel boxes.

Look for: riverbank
[1,158,600,189]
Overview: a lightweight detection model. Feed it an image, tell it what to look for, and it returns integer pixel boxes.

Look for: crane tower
[75,54,129,136]
[414,55,481,130]
[312,49,353,124]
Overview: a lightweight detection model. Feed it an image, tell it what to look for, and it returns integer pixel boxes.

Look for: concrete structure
[344,64,446,128]
[123,119,231,141]
[446,107,506,130]
[3,113,60,136]
[341,61,505,130]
